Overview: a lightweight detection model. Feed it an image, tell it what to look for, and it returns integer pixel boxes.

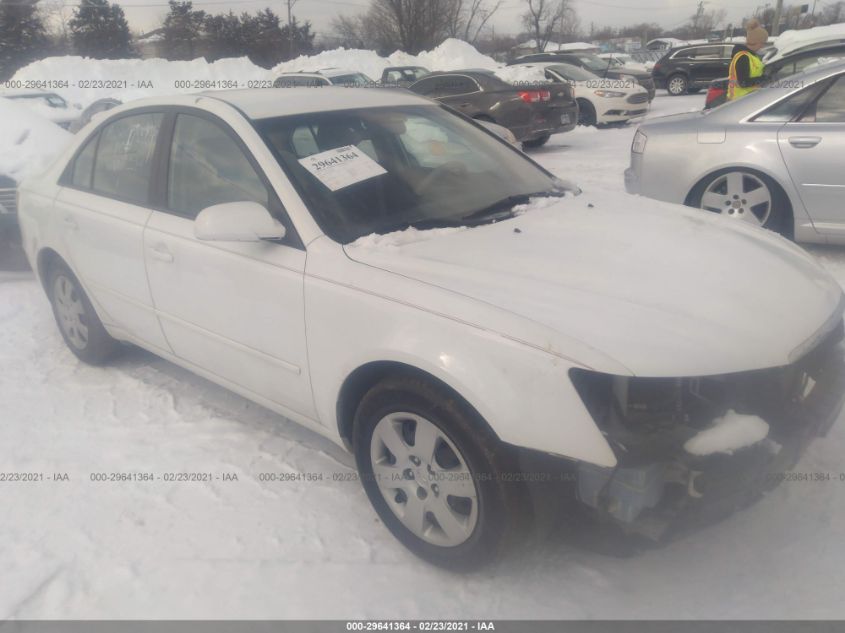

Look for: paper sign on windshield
[298,145,387,192]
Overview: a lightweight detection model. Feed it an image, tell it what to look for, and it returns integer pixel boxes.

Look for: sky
[99,0,774,39]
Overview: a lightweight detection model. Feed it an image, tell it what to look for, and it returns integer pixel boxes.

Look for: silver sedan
[626,60,845,243]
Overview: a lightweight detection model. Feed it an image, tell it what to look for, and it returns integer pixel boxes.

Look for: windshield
[548,64,597,82]
[255,105,562,244]
[575,55,610,72]
[330,73,373,87]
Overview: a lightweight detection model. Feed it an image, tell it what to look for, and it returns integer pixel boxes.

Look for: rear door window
[92,113,163,205]
[802,75,845,122]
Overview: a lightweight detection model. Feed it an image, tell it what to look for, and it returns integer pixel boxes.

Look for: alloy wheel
[53,274,89,350]
[370,412,478,547]
[668,76,687,95]
[699,171,773,227]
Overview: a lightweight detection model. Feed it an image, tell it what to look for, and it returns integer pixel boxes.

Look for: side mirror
[194,201,286,242]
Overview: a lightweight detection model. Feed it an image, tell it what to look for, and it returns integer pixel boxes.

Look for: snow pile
[347,226,469,250]
[414,38,498,71]
[273,38,498,79]
[683,410,770,456]
[272,48,391,81]
[494,65,550,85]
[11,56,270,108]
[0,98,72,181]
[13,39,501,109]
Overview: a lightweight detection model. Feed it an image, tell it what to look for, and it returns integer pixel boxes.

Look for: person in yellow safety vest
[727,18,769,101]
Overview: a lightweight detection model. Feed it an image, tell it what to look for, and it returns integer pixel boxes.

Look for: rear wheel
[523,134,550,149]
[667,74,688,96]
[353,375,525,570]
[47,261,119,364]
[691,169,792,237]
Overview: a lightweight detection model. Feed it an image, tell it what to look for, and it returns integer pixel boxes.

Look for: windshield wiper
[460,190,566,225]
[371,216,465,236]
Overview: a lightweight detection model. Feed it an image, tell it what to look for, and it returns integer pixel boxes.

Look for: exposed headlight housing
[631,129,648,154]
[594,89,626,98]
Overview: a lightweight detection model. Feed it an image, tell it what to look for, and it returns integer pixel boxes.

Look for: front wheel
[691,169,792,237]
[667,74,688,96]
[47,261,120,364]
[353,375,525,570]
[577,99,597,126]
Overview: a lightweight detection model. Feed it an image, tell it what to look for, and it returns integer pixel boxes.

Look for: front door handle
[788,136,822,149]
[148,244,174,263]
[63,216,78,231]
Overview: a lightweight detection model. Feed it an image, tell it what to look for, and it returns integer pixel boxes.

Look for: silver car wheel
[370,412,478,547]
[53,274,89,350]
[668,76,686,95]
[700,171,772,227]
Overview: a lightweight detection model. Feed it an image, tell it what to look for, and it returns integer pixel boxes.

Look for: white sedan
[512,62,650,126]
[18,88,845,569]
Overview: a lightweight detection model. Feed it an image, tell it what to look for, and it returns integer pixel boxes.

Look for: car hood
[345,191,844,377]
[606,69,652,80]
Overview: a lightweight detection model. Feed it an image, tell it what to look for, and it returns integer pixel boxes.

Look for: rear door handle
[63,216,78,231]
[148,244,174,263]
[788,136,822,148]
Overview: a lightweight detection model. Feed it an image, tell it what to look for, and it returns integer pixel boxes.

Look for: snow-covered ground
[3,91,845,620]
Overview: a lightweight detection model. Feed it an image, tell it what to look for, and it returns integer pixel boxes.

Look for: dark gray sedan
[409,70,577,148]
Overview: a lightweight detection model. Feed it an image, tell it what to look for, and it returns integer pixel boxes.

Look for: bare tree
[332,0,458,53]
[446,0,503,43]
[522,0,575,52]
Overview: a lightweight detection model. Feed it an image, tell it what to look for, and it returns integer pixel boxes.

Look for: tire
[690,168,792,238]
[667,73,688,96]
[522,134,550,149]
[47,261,120,364]
[353,375,526,570]
[577,99,597,126]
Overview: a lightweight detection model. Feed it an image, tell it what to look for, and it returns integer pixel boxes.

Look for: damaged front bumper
[569,321,845,540]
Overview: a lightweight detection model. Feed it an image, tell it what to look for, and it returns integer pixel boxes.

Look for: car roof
[766,24,845,62]
[200,88,432,119]
[319,68,367,78]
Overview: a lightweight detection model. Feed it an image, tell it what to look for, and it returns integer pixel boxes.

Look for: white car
[0,89,80,129]
[514,62,650,125]
[597,52,651,74]
[18,88,845,568]
[273,68,375,88]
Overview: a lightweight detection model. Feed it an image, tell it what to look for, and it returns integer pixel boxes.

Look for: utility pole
[286,0,298,59]
[771,0,783,35]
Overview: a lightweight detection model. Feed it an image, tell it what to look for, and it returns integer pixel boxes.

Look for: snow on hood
[0,98,72,181]
[767,24,845,61]
[345,190,843,377]
[684,410,770,456]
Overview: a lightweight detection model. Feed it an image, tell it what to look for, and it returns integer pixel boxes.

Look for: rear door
[777,73,845,235]
[142,110,315,418]
[688,45,731,85]
[54,111,171,350]
[425,74,484,116]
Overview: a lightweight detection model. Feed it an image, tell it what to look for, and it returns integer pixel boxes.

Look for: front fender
[304,239,617,468]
